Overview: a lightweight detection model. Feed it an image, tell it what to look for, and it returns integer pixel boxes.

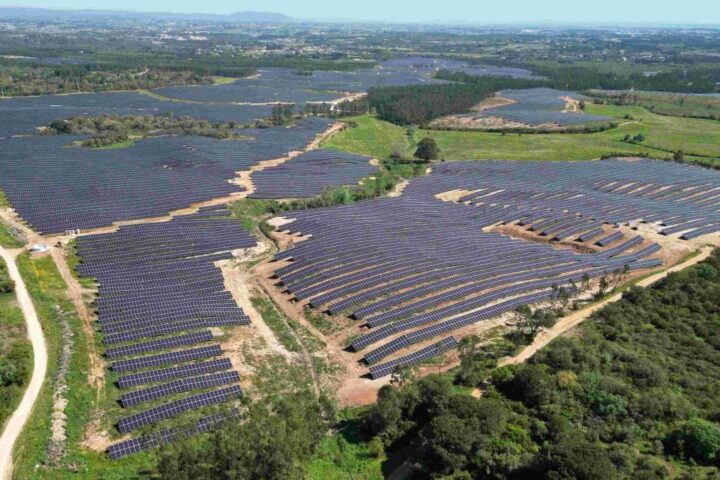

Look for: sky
[1,0,719,24]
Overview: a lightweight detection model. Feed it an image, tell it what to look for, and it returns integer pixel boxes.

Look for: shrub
[414,137,439,161]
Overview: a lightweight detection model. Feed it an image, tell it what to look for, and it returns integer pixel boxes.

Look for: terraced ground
[323,104,720,165]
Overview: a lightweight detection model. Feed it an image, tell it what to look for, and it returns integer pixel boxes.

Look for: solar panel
[117,358,233,389]
[120,371,240,408]
[108,409,240,460]
[117,385,243,433]
[105,331,215,359]
[369,337,458,379]
[111,345,223,373]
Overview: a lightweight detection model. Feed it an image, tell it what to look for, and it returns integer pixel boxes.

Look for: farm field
[324,116,414,159]
[324,104,720,164]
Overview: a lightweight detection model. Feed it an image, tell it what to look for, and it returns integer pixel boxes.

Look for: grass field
[308,410,386,480]
[592,90,720,120]
[324,116,415,159]
[0,223,24,248]
[0,190,10,209]
[323,104,720,165]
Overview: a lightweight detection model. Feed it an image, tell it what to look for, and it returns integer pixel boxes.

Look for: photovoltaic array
[75,208,253,456]
[151,60,537,104]
[381,57,542,79]
[270,157,720,377]
[108,410,240,460]
[250,150,378,199]
[0,116,331,233]
[476,88,611,126]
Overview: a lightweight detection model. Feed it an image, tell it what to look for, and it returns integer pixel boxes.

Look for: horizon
[1,1,719,25]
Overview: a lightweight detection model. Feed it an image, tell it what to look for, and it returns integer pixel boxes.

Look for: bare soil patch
[470,95,518,112]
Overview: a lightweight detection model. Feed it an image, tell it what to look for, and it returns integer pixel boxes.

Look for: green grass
[304,306,340,335]
[12,254,155,480]
[323,116,414,159]
[211,76,238,85]
[308,409,386,480]
[97,139,136,150]
[0,189,10,208]
[64,239,96,289]
[592,90,720,120]
[0,222,25,248]
[229,198,284,231]
[251,297,302,353]
[325,106,720,165]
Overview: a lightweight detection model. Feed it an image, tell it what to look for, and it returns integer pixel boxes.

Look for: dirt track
[0,247,48,480]
[502,246,714,366]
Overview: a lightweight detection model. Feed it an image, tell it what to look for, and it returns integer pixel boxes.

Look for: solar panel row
[269,157,712,376]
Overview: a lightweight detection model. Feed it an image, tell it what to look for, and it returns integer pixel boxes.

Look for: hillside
[349,249,720,479]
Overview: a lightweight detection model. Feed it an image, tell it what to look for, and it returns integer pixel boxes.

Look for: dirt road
[502,247,714,366]
[0,247,48,480]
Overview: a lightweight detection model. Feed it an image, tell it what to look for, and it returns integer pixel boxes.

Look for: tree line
[366,65,719,126]
[367,75,545,125]
[44,113,253,147]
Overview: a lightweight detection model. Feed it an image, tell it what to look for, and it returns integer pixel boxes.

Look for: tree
[271,103,296,126]
[665,418,720,464]
[457,335,488,387]
[157,394,330,480]
[391,365,418,388]
[414,137,440,161]
[511,305,557,345]
[538,433,619,480]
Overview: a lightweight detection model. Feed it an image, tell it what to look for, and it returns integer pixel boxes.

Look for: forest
[367,76,543,125]
[44,113,253,147]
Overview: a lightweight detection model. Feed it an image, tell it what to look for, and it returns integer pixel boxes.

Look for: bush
[414,137,439,161]
[665,418,720,464]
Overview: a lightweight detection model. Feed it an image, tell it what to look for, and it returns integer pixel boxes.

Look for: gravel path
[502,246,714,366]
[0,247,48,480]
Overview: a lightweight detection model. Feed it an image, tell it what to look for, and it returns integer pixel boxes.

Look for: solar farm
[249,150,378,199]
[448,88,610,127]
[0,115,333,233]
[150,60,540,104]
[1,52,719,469]
[265,158,720,378]
[75,208,254,455]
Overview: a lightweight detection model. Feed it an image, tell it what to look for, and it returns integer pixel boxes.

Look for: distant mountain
[228,11,294,22]
[0,7,295,23]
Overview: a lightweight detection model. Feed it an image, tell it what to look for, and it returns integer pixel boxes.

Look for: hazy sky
[2,0,720,24]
